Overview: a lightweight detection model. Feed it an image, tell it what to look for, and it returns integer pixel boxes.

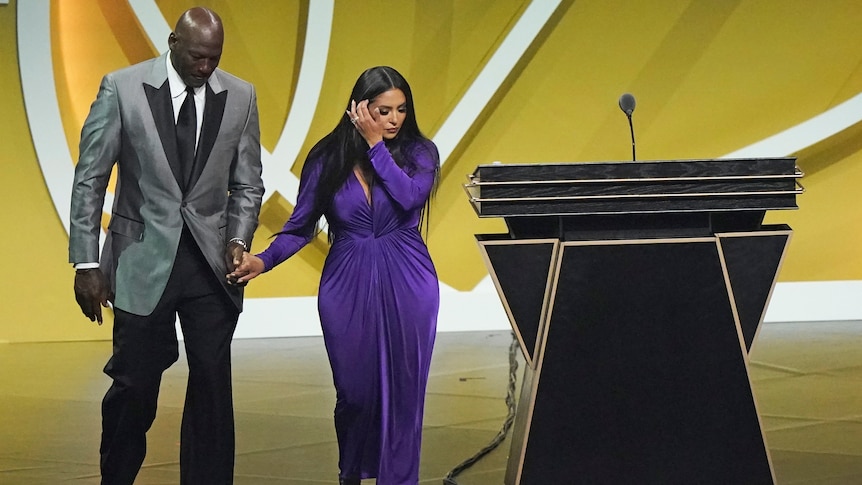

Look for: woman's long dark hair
[302,66,439,236]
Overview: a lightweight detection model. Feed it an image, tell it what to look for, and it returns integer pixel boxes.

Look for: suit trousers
[100,227,239,485]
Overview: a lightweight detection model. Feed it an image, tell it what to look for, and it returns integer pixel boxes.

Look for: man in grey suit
[69,7,264,484]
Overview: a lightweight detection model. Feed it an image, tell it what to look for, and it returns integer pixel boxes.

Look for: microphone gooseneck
[618,93,636,161]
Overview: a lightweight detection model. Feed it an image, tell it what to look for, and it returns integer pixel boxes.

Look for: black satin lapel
[188,85,227,190]
[144,81,183,190]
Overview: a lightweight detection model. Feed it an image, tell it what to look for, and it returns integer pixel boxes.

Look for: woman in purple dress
[231,66,440,485]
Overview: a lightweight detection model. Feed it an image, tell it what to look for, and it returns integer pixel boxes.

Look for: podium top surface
[464,157,802,218]
[469,157,798,182]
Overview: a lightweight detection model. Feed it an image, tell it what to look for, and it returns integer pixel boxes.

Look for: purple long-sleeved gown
[257,140,439,485]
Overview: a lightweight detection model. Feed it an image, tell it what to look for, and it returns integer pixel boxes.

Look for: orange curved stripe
[96,0,158,65]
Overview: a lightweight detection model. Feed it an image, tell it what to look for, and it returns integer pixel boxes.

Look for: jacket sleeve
[226,85,265,248]
[69,74,122,264]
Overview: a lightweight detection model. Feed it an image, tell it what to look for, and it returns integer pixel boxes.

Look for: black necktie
[176,85,197,190]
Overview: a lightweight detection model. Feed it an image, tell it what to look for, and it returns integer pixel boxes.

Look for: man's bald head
[168,7,224,88]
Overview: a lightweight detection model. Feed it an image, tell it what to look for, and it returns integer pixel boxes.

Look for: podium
[464,158,802,484]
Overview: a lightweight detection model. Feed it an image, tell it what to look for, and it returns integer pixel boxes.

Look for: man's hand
[73,268,112,324]
[225,241,248,286]
[225,241,245,272]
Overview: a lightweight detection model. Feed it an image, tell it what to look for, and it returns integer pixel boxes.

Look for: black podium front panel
[478,230,790,485]
[479,237,558,366]
[718,229,791,351]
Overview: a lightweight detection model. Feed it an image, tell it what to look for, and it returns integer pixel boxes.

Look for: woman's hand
[227,252,265,285]
[347,99,384,147]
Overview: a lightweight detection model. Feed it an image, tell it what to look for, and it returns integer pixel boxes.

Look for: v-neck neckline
[353,167,373,207]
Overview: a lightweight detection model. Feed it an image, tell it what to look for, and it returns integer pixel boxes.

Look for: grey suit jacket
[69,53,264,316]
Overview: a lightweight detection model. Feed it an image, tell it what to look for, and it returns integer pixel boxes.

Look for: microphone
[618,93,636,161]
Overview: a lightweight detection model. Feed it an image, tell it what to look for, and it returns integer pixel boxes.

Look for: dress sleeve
[367,140,438,212]
[255,159,324,271]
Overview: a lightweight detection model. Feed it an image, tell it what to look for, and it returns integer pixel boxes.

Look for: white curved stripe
[432,0,562,166]
[722,92,862,159]
[127,0,172,48]
[18,0,74,233]
[267,0,333,204]
[18,2,117,232]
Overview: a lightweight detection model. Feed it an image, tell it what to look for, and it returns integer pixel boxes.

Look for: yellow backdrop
[2,0,859,343]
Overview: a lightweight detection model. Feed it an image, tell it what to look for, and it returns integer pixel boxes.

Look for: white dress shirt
[166,53,204,150]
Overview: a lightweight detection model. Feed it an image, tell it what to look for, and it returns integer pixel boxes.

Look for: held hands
[226,252,265,286]
[347,99,383,147]
[225,241,250,286]
[73,268,112,324]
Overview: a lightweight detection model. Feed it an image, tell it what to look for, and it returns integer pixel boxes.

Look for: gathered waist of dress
[331,226,423,242]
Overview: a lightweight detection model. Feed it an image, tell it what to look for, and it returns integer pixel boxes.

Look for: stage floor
[2,322,862,484]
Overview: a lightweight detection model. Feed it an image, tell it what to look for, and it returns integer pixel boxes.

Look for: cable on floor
[443,332,519,485]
